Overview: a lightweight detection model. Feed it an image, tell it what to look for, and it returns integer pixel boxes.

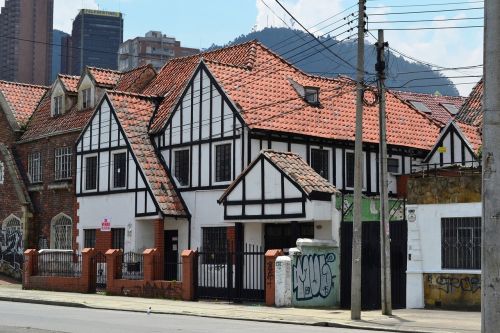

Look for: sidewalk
[0,282,479,333]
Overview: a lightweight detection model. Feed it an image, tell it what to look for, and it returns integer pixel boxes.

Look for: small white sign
[101,218,111,231]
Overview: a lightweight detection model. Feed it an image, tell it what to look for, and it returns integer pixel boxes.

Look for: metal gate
[340,220,407,310]
[90,251,107,292]
[195,243,265,302]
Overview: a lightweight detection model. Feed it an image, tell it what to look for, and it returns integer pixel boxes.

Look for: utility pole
[482,1,500,332]
[375,29,392,316]
[351,0,366,321]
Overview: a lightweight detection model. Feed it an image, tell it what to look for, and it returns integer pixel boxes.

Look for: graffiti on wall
[0,229,24,279]
[424,273,481,310]
[292,253,336,301]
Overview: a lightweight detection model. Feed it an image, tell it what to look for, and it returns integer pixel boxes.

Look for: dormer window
[53,95,63,116]
[82,88,92,109]
[305,87,319,105]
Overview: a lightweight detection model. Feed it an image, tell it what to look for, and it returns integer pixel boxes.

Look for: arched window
[50,213,72,250]
[2,215,21,234]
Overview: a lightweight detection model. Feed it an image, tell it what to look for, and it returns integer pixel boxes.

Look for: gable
[424,122,477,165]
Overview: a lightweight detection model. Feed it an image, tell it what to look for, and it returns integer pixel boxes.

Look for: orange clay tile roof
[219,150,338,203]
[394,90,465,126]
[106,91,187,217]
[19,94,94,141]
[87,67,123,88]
[455,79,483,128]
[455,121,482,153]
[0,80,48,128]
[114,64,156,93]
[146,40,441,150]
[58,74,80,93]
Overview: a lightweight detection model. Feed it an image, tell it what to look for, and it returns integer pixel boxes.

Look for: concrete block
[275,256,291,307]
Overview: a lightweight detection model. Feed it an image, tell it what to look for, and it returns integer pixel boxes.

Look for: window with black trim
[202,227,227,264]
[112,228,125,250]
[387,157,400,174]
[311,148,329,180]
[174,149,189,186]
[215,143,231,183]
[305,87,319,105]
[345,152,355,188]
[112,152,127,189]
[28,152,42,183]
[85,156,97,191]
[84,229,96,248]
[442,217,481,269]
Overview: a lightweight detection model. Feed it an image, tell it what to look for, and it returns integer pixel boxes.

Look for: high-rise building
[70,9,123,75]
[60,35,72,75]
[118,31,200,72]
[51,29,70,81]
[0,0,53,85]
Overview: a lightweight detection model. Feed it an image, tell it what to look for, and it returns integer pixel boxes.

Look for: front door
[264,222,314,251]
[164,230,179,280]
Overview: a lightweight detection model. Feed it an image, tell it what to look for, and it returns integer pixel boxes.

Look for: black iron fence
[120,252,143,280]
[90,251,107,292]
[37,251,82,277]
[411,160,481,175]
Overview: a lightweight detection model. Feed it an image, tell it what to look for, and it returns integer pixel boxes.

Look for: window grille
[3,216,21,234]
[0,161,4,184]
[28,152,42,183]
[52,215,72,250]
[53,95,63,116]
[85,156,97,190]
[202,227,227,264]
[54,147,72,180]
[215,143,231,183]
[311,149,329,180]
[174,149,189,186]
[82,88,92,109]
[112,228,125,250]
[441,217,481,269]
[112,152,126,188]
[84,229,96,248]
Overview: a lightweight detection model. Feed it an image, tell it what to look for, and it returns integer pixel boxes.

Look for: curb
[0,296,458,333]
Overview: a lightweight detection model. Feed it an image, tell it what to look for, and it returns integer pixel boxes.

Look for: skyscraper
[70,9,123,75]
[0,0,53,85]
[51,29,70,81]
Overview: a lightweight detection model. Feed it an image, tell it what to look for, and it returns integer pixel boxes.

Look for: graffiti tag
[0,229,23,279]
[433,275,481,294]
[292,253,336,301]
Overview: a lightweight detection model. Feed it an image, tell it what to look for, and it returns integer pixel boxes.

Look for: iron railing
[120,252,143,280]
[410,160,481,176]
[37,251,82,277]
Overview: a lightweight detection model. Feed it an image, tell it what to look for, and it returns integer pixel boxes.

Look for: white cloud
[255,0,344,35]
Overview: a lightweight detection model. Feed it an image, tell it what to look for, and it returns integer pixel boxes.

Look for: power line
[368,6,483,15]
[366,0,483,8]
[379,25,483,31]
[369,17,483,24]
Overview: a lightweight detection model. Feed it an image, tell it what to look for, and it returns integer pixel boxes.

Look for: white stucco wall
[406,202,482,308]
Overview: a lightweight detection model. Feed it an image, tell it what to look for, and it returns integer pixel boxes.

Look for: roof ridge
[203,58,249,70]
[107,89,156,100]
[121,63,154,74]
[87,66,122,74]
[58,74,80,79]
[393,89,466,99]
[0,80,49,90]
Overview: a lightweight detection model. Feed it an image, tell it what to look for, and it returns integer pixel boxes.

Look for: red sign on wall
[101,218,111,232]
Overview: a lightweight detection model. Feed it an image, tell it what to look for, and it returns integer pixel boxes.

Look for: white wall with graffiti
[0,214,24,280]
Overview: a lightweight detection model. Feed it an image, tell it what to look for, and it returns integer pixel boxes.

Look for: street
[0,301,387,333]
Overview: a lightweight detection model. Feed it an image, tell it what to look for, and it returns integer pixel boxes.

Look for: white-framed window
[111,150,127,189]
[0,161,4,184]
[310,148,330,181]
[28,152,42,183]
[81,88,92,109]
[173,148,190,187]
[2,215,21,234]
[53,95,63,116]
[54,147,72,180]
[50,213,72,250]
[84,154,98,192]
[214,142,232,184]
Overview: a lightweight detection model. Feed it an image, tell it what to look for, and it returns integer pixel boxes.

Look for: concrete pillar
[22,249,37,289]
[275,256,292,307]
[264,249,283,306]
[143,248,157,282]
[181,249,197,301]
[81,248,95,293]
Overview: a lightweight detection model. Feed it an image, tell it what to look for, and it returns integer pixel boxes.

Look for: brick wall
[16,132,80,249]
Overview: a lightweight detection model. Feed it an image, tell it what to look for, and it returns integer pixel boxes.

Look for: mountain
[208,27,459,96]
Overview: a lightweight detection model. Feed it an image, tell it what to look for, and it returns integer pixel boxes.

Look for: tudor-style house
[11,65,156,251]
[75,41,445,290]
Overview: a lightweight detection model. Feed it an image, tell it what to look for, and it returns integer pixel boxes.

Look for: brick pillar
[105,249,122,293]
[143,248,157,282]
[23,249,37,290]
[81,248,95,293]
[181,249,197,301]
[265,249,283,306]
[154,219,164,280]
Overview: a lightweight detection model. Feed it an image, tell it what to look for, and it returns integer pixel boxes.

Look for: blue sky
[0,0,484,95]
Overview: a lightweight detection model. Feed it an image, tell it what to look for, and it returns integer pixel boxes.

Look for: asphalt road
[0,301,388,333]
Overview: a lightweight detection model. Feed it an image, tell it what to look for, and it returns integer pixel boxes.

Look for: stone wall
[407,171,481,204]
